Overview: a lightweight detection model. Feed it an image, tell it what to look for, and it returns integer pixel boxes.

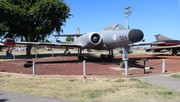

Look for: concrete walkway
[0,90,72,102]
[137,74,180,92]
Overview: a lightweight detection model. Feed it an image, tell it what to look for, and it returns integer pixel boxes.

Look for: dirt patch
[0,54,180,76]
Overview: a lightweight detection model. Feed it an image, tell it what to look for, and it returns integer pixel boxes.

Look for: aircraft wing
[133,42,180,51]
[132,43,152,46]
[15,42,82,48]
[150,44,180,49]
[53,34,82,37]
[132,42,165,46]
[2,38,82,48]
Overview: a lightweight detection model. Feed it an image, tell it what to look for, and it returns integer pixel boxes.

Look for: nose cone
[128,29,144,43]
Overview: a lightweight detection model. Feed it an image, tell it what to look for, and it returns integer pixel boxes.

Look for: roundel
[112,34,116,41]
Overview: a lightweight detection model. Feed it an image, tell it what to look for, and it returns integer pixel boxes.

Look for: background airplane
[146,34,180,56]
[1,24,144,67]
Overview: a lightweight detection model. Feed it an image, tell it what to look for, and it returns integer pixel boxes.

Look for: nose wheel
[120,61,125,68]
[100,49,114,61]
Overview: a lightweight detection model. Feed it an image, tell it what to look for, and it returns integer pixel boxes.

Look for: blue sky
[51,0,180,43]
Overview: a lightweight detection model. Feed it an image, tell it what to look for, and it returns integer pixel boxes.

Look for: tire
[64,50,71,54]
[120,61,125,68]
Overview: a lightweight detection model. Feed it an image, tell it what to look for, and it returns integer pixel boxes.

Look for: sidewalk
[136,74,180,92]
[0,90,72,102]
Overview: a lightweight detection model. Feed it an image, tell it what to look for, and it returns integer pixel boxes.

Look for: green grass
[0,74,180,102]
[114,78,125,82]
[171,74,180,78]
[87,90,102,99]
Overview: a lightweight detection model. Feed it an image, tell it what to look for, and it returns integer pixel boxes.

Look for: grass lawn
[0,74,180,102]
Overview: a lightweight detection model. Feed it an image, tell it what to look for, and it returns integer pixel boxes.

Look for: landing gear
[78,56,84,61]
[172,49,178,56]
[100,49,114,61]
[100,54,105,59]
[120,46,129,69]
[108,49,114,60]
[64,49,71,54]
[77,47,84,61]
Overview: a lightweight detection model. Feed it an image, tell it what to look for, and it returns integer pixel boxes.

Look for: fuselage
[1,24,144,52]
[152,40,180,46]
[146,39,180,56]
[73,24,144,50]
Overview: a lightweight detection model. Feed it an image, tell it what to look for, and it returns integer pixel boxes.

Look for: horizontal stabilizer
[53,34,82,37]
[53,28,82,37]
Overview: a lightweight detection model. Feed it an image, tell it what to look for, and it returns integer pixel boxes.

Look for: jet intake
[128,29,144,43]
[91,33,101,44]
[81,32,102,48]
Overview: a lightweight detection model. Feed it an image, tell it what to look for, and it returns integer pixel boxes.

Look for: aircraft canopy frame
[103,24,126,31]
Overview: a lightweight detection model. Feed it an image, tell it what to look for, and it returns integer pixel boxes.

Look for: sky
[51,0,180,43]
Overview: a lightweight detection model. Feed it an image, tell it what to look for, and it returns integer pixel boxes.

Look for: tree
[0,0,72,55]
[66,36,74,43]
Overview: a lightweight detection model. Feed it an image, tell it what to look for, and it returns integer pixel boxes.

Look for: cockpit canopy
[103,24,126,31]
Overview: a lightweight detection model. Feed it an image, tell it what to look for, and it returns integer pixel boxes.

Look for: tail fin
[76,28,80,34]
[154,34,173,41]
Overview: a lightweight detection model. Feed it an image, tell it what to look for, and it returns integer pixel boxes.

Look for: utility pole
[121,6,132,76]
[124,6,132,29]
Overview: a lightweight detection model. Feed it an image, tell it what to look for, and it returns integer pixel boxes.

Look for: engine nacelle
[78,32,102,48]
[90,33,101,45]
[2,38,16,47]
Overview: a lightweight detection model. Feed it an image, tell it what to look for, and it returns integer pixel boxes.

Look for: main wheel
[64,50,71,54]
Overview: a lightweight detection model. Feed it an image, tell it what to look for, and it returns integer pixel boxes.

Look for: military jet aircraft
[146,34,180,56]
[1,24,144,67]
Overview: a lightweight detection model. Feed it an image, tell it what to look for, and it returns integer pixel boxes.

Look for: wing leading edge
[2,38,82,48]
[15,42,82,48]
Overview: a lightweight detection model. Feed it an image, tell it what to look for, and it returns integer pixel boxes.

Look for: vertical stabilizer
[154,34,173,41]
[76,28,80,34]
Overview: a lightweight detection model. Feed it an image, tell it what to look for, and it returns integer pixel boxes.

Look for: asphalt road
[137,74,180,92]
[0,90,72,102]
